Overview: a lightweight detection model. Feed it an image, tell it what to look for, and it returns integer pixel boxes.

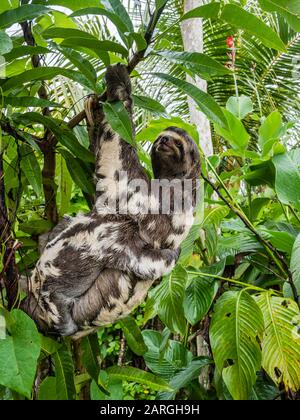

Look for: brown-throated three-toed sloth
[21,64,201,339]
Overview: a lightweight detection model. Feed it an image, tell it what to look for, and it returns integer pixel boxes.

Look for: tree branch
[67,3,168,128]
[202,173,299,305]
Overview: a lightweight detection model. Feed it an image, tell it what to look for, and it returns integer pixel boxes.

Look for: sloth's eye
[175,140,183,148]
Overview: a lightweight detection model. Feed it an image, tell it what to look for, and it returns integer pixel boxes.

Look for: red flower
[226,36,234,49]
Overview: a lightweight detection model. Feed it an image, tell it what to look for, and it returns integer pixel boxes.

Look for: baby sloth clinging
[21,64,201,339]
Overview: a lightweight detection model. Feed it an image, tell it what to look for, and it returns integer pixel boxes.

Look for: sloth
[21,64,201,339]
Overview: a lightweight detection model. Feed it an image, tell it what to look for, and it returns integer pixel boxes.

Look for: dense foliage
[0,0,300,401]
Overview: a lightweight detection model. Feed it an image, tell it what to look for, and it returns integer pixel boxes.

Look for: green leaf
[3,96,61,108]
[153,73,227,128]
[157,51,230,79]
[60,149,94,196]
[181,2,221,21]
[40,335,61,356]
[70,7,129,34]
[221,4,286,52]
[53,344,76,400]
[0,4,49,29]
[15,112,94,163]
[2,67,95,92]
[20,144,43,196]
[3,46,50,62]
[151,265,187,336]
[129,32,147,52]
[258,111,284,157]
[133,94,166,115]
[0,30,12,55]
[55,45,97,86]
[215,109,250,151]
[210,290,264,400]
[184,260,225,325]
[162,357,211,399]
[39,0,100,10]
[284,234,300,299]
[256,292,300,392]
[258,0,300,32]
[142,330,194,381]
[272,149,300,207]
[102,0,134,33]
[106,366,173,392]
[80,334,108,394]
[226,96,253,120]
[38,377,57,400]
[56,154,73,217]
[61,38,128,58]
[119,316,148,356]
[103,101,134,146]
[42,27,96,40]
[0,310,41,398]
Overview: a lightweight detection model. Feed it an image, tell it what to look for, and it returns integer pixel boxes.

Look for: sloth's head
[151,126,201,180]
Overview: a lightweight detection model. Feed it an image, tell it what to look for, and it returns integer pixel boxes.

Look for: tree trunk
[181,0,213,391]
[181,0,213,156]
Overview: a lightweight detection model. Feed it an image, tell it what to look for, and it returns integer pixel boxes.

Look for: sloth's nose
[160,136,172,146]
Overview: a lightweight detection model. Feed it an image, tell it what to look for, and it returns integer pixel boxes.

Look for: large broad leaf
[4,46,50,62]
[142,330,194,381]
[38,0,100,10]
[151,265,188,336]
[15,112,94,163]
[106,366,173,392]
[184,260,225,325]
[80,334,101,384]
[102,0,134,33]
[53,345,76,400]
[70,7,129,34]
[20,144,43,196]
[181,2,221,21]
[0,30,12,55]
[60,150,94,196]
[210,290,264,400]
[132,94,166,115]
[61,38,128,58]
[0,310,41,398]
[215,109,250,152]
[221,4,286,52]
[159,357,212,400]
[56,154,73,217]
[38,377,57,400]
[258,0,300,32]
[256,292,300,392]
[153,73,227,128]
[272,149,300,208]
[258,111,284,157]
[226,96,253,120]
[284,234,300,299]
[0,4,49,29]
[55,45,97,86]
[157,51,230,80]
[119,316,148,356]
[2,67,95,92]
[3,96,61,108]
[103,101,134,146]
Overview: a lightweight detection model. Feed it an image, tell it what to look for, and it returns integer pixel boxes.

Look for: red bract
[226,36,234,48]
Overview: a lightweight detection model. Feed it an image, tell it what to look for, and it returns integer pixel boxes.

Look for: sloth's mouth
[156,141,180,158]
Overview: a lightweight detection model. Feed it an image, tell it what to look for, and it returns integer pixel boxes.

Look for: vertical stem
[0,154,19,309]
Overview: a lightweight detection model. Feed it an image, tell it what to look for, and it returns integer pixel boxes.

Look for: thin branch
[202,174,299,306]
[67,3,168,128]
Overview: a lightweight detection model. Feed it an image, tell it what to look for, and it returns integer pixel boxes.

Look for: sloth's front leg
[106,246,180,281]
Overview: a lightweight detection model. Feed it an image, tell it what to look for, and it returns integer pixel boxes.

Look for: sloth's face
[151,126,201,180]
